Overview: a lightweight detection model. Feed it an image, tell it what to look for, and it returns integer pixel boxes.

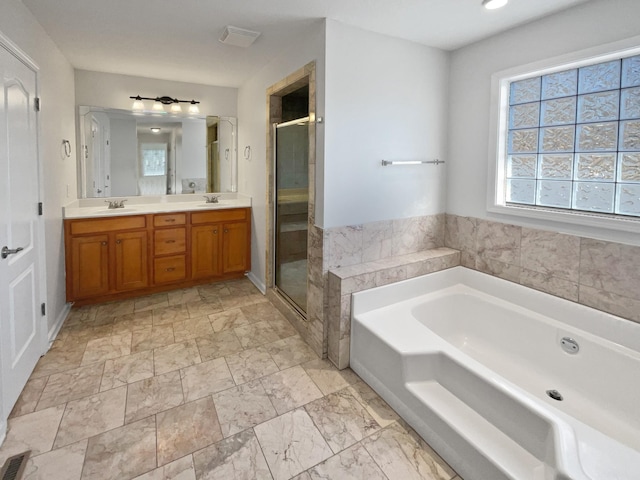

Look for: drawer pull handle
[101,241,107,246]
[224,229,228,233]
[213,230,218,234]
[165,219,176,222]
[116,240,121,244]
[166,267,175,272]
[166,240,176,243]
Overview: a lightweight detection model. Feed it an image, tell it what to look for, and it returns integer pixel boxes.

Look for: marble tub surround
[63,193,251,219]
[328,247,460,370]
[445,214,640,323]
[0,277,461,480]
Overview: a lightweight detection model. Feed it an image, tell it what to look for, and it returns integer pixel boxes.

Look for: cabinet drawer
[191,208,247,225]
[154,228,186,256]
[154,255,186,284]
[69,216,146,235]
[154,213,186,227]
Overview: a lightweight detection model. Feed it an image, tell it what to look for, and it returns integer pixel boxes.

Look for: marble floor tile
[133,455,196,480]
[193,429,272,480]
[172,316,214,342]
[111,310,154,335]
[132,455,196,480]
[195,331,243,361]
[225,346,279,385]
[290,473,312,480]
[152,304,191,326]
[82,416,156,480]
[265,316,297,339]
[100,350,155,391]
[10,376,47,418]
[180,358,234,402]
[95,299,135,320]
[265,335,318,370]
[125,371,184,424]
[308,443,387,480]
[347,380,399,428]
[362,422,455,480]
[208,308,250,333]
[240,302,285,323]
[234,321,280,349]
[302,358,360,395]
[167,287,202,306]
[131,324,175,353]
[212,380,277,437]
[81,332,132,365]
[154,339,201,375]
[24,439,88,480]
[220,293,267,310]
[186,299,223,318]
[54,386,126,448]
[37,363,104,410]
[305,390,380,453]
[254,408,332,480]
[0,405,65,457]
[260,365,323,415]
[156,397,222,466]
[135,293,169,312]
[30,347,85,379]
[197,283,226,302]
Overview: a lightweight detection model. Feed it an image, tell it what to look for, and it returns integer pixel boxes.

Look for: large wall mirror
[78,106,237,198]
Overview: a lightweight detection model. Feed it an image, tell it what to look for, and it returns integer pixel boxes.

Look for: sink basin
[93,208,139,215]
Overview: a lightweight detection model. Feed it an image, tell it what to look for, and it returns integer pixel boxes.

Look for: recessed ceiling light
[483,0,508,9]
[150,127,161,133]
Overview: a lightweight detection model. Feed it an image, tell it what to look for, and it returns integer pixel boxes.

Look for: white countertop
[63,193,251,219]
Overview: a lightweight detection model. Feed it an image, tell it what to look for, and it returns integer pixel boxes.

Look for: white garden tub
[350,266,640,480]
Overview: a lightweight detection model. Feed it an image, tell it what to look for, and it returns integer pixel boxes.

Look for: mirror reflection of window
[141,143,168,176]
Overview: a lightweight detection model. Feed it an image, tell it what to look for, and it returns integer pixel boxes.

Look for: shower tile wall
[445,214,640,323]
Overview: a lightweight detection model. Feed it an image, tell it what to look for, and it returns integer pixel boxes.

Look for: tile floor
[0,278,463,480]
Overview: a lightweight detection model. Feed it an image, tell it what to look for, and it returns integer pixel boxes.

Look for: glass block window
[506,54,640,217]
[140,143,167,176]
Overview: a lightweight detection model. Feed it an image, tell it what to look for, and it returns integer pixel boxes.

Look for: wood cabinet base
[64,208,251,306]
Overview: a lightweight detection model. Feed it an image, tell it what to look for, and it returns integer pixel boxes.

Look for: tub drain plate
[546,389,563,401]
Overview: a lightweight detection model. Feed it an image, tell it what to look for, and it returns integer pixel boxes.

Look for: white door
[0,37,46,422]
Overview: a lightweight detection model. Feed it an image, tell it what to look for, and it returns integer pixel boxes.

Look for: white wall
[237,20,326,290]
[75,70,238,117]
[0,0,77,338]
[448,0,640,243]
[323,20,449,229]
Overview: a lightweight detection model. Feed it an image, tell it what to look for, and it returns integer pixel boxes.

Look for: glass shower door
[274,118,309,314]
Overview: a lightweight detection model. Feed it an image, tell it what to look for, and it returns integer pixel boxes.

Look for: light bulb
[132,98,145,111]
[152,101,165,112]
[483,0,508,9]
[170,103,182,113]
[188,102,200,114]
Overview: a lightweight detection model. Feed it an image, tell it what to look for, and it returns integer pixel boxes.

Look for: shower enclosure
[273,117,310,314]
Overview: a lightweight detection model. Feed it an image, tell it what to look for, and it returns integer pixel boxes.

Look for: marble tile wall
[445,214,640,323]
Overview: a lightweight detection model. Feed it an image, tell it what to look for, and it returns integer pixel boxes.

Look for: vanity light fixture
[482,0,508,9]
[129,95,201,114]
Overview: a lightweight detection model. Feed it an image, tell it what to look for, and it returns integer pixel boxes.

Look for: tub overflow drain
[546,389,563,401]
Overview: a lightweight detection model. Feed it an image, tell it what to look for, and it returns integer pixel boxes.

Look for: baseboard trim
[246,271,266,294]
[47,302,72,348]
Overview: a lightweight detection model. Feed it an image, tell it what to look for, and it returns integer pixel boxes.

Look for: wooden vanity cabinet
[190,208,251,279]
[65,207,251,304]
[65,216,149,301]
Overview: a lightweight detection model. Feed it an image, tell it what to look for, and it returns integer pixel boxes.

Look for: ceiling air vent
[219,26,261,48]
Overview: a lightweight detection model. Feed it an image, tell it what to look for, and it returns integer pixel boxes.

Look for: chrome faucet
[105,199,127,209]
[203,195,220,204]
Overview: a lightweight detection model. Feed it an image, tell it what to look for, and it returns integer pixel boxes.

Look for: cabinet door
[191,224,221,279]
[114,231,149,291]
[70,234,109,299]
[222,222,249,274]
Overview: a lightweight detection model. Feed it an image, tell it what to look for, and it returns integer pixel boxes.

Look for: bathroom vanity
[63,195,251,305]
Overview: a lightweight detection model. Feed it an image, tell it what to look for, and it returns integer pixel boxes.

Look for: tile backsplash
[445,214,640,323]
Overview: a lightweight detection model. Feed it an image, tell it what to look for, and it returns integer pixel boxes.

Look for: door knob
[1,246,24,259]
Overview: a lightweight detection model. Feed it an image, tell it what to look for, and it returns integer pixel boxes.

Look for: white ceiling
[23,0,591,88]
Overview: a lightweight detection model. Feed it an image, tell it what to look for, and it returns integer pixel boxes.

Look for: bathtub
[350,266,640,480]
